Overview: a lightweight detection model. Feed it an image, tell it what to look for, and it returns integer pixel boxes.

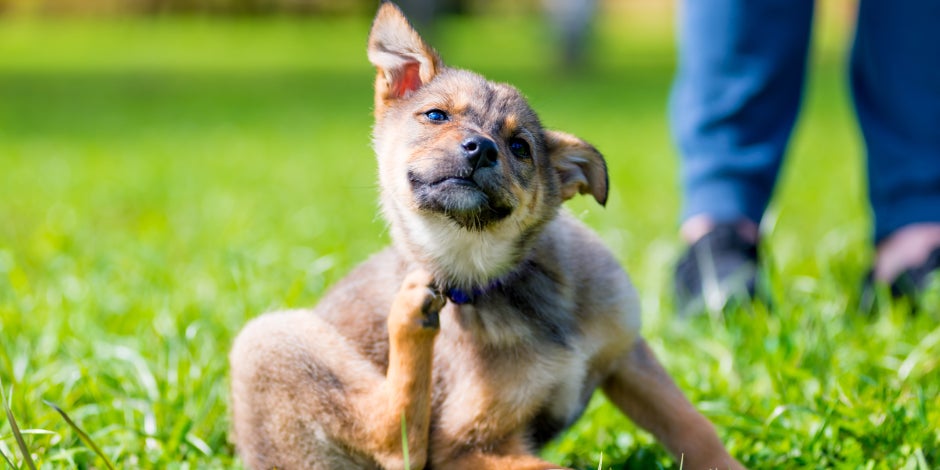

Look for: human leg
[670,0,815,229]
[670,0,814,312]
[851,0,940,293]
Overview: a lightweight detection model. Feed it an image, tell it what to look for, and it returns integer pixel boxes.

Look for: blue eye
[424,109,448,122]
[508,138,531,159]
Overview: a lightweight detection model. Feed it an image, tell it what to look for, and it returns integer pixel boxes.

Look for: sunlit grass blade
[1,446,17,469]
[0,382,37,470]
[400,414,410,470]
[43,400,116,470]
[0,430,56,441]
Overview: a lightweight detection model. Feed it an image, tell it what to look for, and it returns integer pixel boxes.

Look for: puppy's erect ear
[368,2,442,114]
[545,130,609,206]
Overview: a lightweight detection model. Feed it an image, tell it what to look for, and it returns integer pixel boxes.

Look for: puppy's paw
[390,270,446,336]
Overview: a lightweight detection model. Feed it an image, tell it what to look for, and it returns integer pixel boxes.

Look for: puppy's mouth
[428,175,476,188]
[408,171,514,230]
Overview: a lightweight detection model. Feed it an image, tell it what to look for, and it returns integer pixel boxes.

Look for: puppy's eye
[508,138,531,159]
[424,109,449,123]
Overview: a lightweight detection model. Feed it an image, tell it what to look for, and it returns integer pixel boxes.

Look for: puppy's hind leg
[602,339,745,470]
[229,270,444,470]
[230,309,374,469]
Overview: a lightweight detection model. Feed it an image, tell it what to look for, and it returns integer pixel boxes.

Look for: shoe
[891,246,940,298]
[859,246,940,312]
[674,223,759,316]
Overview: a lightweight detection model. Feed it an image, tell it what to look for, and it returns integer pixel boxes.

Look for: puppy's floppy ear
[368,2,443,114]
[545,130,609,206]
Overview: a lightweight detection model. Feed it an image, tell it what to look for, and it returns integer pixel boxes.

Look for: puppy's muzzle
[407,133,514,230]
[462,136,498,172]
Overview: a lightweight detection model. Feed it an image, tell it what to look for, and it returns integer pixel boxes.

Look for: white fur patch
[400,208,521,287]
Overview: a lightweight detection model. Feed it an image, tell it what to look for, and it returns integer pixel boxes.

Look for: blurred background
[1,1,888,468]
[0,0,863,296]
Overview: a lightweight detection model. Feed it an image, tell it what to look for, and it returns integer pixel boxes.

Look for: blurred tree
[396,0,465,33]
[544,0,597,68]
[0,0,379,15]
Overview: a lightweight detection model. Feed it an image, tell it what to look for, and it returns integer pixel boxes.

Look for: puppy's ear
[368,2,442,115]
[545,130,609,206]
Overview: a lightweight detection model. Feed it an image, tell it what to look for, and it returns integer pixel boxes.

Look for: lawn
[1,5,938,469]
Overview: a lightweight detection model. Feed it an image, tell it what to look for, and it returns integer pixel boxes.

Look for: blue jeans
[670,0,940,243]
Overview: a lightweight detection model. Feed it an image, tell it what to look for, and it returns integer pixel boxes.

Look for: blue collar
[445,279,503,305]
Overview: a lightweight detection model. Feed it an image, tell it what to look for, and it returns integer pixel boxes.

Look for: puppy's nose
[462,136,498,170]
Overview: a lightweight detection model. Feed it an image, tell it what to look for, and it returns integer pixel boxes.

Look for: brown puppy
[229,3,744,469]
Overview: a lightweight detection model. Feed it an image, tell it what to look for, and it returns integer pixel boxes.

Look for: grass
[1,4,939,469]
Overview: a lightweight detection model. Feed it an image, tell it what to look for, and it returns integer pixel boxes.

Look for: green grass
[1,7,939,469]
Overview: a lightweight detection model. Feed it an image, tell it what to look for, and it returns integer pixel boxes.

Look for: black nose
[462,136,498,170]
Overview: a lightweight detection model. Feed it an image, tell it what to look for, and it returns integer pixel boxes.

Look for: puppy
[229,3,744,469]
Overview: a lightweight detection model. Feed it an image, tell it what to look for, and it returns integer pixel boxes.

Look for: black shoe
[674,223,759,316]
[859,246,940,313]
[891,246,940,299]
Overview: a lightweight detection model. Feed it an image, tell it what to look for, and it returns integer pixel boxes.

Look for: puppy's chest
[431,304,589,444]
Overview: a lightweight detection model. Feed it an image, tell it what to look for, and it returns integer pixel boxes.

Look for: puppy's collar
[439,260,533,305]
[444,279,503,305]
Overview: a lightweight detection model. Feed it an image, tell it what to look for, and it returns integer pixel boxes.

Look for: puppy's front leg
[602,339,745,470]
[366,270,444,470]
